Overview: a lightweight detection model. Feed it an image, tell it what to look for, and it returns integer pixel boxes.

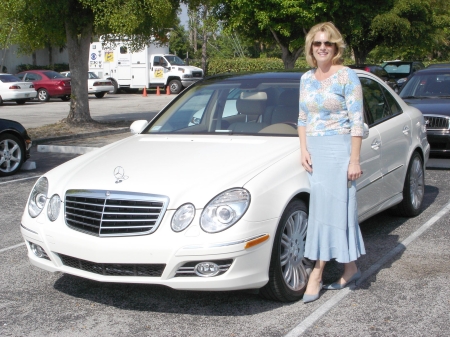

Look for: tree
[2,0,178,124]
[220,0,329,69]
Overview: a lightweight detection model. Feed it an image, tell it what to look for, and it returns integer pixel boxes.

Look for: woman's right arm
[298,76,312,173]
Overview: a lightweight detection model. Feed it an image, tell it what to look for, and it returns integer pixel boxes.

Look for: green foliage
[190,57,311,75]
[16,63,69,73]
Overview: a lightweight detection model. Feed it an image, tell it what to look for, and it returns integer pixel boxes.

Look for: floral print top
[298,67,364,137]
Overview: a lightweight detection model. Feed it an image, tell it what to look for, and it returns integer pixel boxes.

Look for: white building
[0,45,69,74]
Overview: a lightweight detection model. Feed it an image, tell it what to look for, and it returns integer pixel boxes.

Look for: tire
[0,133,25,176]
[168,79,182,94]
[392,152,425,217]
[260,199,314,302]
[95,92,106,98]
[37,89,50,102]
[15,99,27,105]
[61,95,71,101]
[0,96,3,105]
[109,79,119,94]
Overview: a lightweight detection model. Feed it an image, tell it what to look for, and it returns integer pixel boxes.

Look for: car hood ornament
[114,166,128,183]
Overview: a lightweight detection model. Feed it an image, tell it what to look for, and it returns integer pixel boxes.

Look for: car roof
[412,68,450,75]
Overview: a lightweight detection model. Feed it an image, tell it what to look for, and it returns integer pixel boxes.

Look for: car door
[360,76,411,208]
[357,77,383,218]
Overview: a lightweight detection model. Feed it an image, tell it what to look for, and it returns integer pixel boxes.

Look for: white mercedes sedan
[20,70,429,302]
[0,73,37,105]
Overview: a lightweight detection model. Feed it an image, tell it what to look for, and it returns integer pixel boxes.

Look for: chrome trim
[64,189,169,237]
[385,164,404,175]
[356,175,383,192]
[181,234,268,250]
[21,223,38,234]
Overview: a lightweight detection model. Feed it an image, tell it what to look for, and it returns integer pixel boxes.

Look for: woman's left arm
[345,69,364,181]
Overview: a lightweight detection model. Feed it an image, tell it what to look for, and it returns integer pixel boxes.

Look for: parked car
[15,70,71,102]
[400,67,450,155]
[20,70,429,302]
[426,63,450,69]
[348,64,397,89]
[60,71,114,98]
[0,73,37,105]
[382,61,425,92]
[0,118,32,176]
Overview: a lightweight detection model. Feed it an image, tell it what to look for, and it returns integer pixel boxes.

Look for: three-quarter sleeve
[298,78,307,127]
[345,69,364,137]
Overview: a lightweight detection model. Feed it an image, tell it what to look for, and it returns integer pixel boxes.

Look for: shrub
[16,63,69,73]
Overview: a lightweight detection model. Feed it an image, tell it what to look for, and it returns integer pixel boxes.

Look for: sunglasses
[312,41,335,47]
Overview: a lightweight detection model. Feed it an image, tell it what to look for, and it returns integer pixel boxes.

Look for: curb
[32,127,129,146]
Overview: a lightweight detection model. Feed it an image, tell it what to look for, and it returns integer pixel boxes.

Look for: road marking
[0,175,40,185]
[0,242,25,254]
[284,201,450,337]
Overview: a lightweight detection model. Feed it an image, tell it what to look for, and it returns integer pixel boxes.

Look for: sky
[179,3,189,28]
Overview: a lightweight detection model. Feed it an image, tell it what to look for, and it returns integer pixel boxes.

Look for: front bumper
[427,131,450,153]
[181,78,202,87]
[20,213,277,291]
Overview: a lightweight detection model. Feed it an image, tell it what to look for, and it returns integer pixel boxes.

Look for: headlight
[28,177,48,218]
[200,188,250,233]
[47,194,62,221]
[171,203,195,232]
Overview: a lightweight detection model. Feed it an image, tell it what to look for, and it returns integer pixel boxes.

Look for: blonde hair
[305,22,345,68]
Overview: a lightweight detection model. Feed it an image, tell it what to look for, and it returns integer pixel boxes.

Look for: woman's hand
[301,150,313,173]
[348,162,362,181]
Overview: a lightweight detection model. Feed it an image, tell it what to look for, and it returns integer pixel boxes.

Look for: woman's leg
[335,261,358,285]
[305,260,326,295]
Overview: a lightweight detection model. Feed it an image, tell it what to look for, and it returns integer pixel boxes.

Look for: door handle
[402,125,410,134]
[371,139,381,150]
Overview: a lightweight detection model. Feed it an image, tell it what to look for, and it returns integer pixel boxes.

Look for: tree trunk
[269,27,303,69]
[64,20,93,124]
[32,52,37,66]
[201,6,208,75]
[47,44,53,69]
[352,46,369,65]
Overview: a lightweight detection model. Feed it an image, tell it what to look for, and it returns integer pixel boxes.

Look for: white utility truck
[88,41,203,94]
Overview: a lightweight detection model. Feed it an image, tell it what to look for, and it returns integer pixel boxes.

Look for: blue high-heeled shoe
[303,282,323,303]
[323,269,361,290]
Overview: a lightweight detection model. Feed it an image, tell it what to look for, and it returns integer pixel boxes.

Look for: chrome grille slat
[424,116,450,130]
[64,190,169,237]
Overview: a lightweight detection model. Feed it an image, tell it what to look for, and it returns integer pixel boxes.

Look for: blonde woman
[298,22,366,303]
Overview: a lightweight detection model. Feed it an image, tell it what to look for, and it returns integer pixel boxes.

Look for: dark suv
[382,61,425,93]
[348,64,396,88]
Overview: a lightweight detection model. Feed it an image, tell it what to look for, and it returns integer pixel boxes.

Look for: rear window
[42,71,66,79]
[0,74,21,83]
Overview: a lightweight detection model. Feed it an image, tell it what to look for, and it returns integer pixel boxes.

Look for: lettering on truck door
[150,56,166,87]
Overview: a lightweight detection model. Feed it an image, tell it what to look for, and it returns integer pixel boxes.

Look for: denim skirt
[304,134,366,263]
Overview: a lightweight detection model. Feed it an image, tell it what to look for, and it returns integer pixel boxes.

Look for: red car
[16,70,71,102]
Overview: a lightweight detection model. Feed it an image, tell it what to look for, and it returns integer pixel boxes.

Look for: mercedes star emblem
[113,166,129,183]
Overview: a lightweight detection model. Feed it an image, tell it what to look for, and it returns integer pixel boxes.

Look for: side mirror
[130,120,148,134]
[362,123,370,139]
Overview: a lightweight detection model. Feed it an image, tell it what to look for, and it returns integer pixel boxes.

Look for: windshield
[164,55,185,66]
[88,72,99,79]
[400,73,450,98]
[143,76,300,136]
[383,63,412,78]
[0,74,22,83]
[42,71,67,79]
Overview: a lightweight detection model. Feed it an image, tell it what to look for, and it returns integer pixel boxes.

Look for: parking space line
[0,242,25,254]
[285,201,450,337]
[0,175,40,185]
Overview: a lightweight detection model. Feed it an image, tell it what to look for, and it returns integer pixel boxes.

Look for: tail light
[9,85,21,89]
[29,84,34,88]
[59,80,71,87]
[93,81,112,86]
[364,67,370,72]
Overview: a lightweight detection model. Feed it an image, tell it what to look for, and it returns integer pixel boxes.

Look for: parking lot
[1,94,450,336]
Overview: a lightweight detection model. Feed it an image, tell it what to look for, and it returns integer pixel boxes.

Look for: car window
[401,73,450,97]
[384,64,411,76]
[164,55,185,66]
[42,71,66,79]
[360,78,397,125]
[88,72,99,79]
[144,78,300,136]
[25,73,41,81]
[153,56,161,66]
[0,74,22,83]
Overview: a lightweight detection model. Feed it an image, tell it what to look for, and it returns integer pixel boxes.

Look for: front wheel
[168,79,182,94]
[15,99,27,105]
[392,152,424,217]
[260,199,313,302]
[61,95,70,101]
[0,133,24,176]
[37,89,50,102]
[95,92,106,98]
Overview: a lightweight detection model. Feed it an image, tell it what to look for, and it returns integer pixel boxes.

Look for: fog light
[29,242,49,259]
[195,262,220,277]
